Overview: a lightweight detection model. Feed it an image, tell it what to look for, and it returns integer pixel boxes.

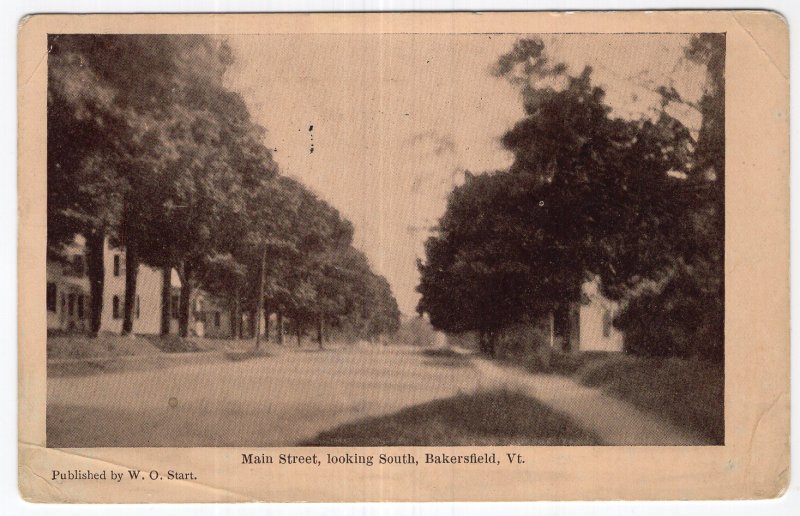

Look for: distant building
[46,237,90,332]
[444,277,625,354]
[549,277,624,353]
[101,239,168,335]
[46,235,231,337]
[188,290,232,338]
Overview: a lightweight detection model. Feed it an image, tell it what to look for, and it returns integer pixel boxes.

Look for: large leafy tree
[115,36,245,336]
[48,34,166,336]
[613,34,725,360]
[497,58,694,300]
[144,92,277,338]
[50,34,399,345]
[98,36,278,338]
[418,38,704,357]
[200,175,307,343]
[315,247,400,345]
[280,187,354,346]
[47,34,251,336]
[417,172,551,354]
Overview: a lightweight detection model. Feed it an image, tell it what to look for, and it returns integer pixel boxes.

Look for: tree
[361,273,401,339]
[611,34,725,360]
[418,38,702,358]
[315,247,400,345]
[497,61,694,300]
[50,34,400,346]
[280,187,353,347]
[200,175,305,345]
[48,35,131,336]
[133,71,278,338]
[47,35,257,337]
[417,172,551,355]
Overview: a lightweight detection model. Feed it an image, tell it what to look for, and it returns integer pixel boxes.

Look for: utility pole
[254,245,266,350]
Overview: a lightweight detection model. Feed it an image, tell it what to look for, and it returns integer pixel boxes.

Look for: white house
[47,236,229,337]
[548,277,624,353]
[575,278,624,352]
[181,289,232,338]
[46,236,91,332]
[100,239,171,335]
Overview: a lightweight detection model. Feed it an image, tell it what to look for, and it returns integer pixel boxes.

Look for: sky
[223,34,707,315]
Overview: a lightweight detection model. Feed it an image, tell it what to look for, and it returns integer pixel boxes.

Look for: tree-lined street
[48,35,400,344]
[47,344,482,447]
[47,343,709,447]
[46,33,724,449]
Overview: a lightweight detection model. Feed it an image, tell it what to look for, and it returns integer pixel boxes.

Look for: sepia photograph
[43,31,726,449]
[15,8,794,503]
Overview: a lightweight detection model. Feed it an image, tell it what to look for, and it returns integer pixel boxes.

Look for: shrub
[494,321,553,370]
[394,316,439,347]
[149,335,205,353]
[615,263,723,362]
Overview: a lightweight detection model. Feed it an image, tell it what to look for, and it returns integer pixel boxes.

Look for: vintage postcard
[18,11,788,502]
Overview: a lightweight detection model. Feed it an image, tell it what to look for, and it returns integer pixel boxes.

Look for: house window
[113,254,121,277]
[46,283,57,312]
[214,312,221,327]
[136,295,140,319]
[77,295,84,318]
[68,293,75,317]
[73,255,84,275]
[60,293,66,316]
[171,295,180,319]
[602,310,613,338]
[112,295,121,319]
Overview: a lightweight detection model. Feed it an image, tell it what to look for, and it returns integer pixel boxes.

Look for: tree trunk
[178,260,193,338]
[248,308,257,339]
[160,266,171,336]
[317,315,324,350]
[487,331,497,358]
[296,315,302,347]
[121,241,139,336]
[263,304,270,340]
[230,295,240,339]
[276,311,284,345]
[85,230,105,338]
[255,247,266,350]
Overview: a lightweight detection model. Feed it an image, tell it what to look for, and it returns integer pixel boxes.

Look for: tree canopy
[47,34,400,342]
[417,36,724,360]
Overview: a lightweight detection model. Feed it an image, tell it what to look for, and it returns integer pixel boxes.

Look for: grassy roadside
[304,389,601,446]
[522,351,724,444]
[46,334,274,376]
[47,333,163,360]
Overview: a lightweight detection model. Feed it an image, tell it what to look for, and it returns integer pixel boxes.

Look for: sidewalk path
[469,354,711,446]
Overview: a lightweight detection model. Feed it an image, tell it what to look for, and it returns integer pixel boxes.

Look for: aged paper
[19,11,788,502]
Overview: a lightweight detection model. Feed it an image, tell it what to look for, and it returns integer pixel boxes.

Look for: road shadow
[302,388,601,446]
[419,347,473,368]
[223,349,274,362]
